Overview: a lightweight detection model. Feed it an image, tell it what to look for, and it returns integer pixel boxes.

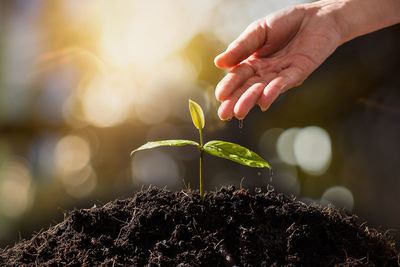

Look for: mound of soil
[1,186,399,266]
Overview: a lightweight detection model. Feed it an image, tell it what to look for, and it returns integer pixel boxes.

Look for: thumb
[215,21,267,69]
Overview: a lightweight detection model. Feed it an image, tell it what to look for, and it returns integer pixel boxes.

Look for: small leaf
[189,99,205,130]
[131,140,199,156]
[203,140,271,168]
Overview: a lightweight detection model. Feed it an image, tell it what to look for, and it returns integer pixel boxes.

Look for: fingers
[215,63,254,102]
[234,72,277,119]
[214,21,267,69]
[258,67,304,111]
[218,76,266,120]
[218,66,307,120]
[217,82,249,120]
[257,78,286,112]
[234,82,265,119]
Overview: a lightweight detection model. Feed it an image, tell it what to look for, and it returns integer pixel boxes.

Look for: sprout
[188,99,205,130]
[131,99,270,198]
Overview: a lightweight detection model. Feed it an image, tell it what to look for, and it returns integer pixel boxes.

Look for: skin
[214,0,400,120]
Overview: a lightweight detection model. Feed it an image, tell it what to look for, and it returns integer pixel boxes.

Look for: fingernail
[234,112,244,120]
[260,103,271,112]
[219,115,232,121]
[224,111,234,121]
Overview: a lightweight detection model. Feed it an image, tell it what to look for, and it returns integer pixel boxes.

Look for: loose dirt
[1,186,399,266]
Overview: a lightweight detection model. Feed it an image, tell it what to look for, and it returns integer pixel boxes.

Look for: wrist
[326,0,400,43]
[302,0,348,44]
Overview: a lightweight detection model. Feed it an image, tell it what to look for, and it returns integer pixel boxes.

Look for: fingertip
[258,81,284,111]
[258,93,275,111]
[233,102,246,120]
[234,99,254,120]
[258,104,268,112]
[218,102,233,121]
[233,82,265,120]
[216,94,226,103]
[218,112,233,121]
[258,102,271,112]
[233,111,245,121]
[215,47,242,69]
[214,52,233,69]
[214,54,223,68]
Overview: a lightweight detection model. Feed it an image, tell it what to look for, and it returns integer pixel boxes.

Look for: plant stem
[200,150,204,198]
[199,129,204,198]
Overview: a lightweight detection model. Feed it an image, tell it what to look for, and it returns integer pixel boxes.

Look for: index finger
[215,63,254,102]
[214,20,267,69]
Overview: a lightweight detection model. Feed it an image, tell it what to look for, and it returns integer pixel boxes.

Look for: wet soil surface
[1,186,399,266]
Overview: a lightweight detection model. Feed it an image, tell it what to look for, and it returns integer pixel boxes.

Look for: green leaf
[131,140,199,156]
[189,99,205,130]
[203,140,271,168]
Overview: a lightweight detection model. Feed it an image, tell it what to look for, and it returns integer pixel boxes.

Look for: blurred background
[1,0,399,246]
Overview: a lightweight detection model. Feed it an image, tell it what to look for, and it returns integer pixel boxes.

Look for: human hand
[214,2,343,120]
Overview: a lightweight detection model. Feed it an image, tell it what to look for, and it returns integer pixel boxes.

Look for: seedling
[131,99,271,198]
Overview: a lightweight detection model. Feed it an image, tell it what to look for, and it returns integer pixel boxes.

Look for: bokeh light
[150,56,199,86]
[276,126,332,176]
[293,126,332,176]
[0,159,34,218]
[81,73,137,127]
[54,135,91,175]
[60,1,104,24]
[135,85,172,125]
[321,186,354,210]
[1,0,400,248]
[99,1,216,69]
[276,128,300,165]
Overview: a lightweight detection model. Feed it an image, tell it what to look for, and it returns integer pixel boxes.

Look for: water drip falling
[238,119,244,129]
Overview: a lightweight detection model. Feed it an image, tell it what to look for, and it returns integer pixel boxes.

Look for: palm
[215,5,341,120]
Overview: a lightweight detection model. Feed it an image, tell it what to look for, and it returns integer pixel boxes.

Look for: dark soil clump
[1,186,399,266]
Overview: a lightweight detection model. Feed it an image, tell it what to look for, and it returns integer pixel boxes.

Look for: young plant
[131,99,271,198]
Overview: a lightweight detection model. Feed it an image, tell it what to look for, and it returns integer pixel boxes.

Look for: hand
[214,3,343,120]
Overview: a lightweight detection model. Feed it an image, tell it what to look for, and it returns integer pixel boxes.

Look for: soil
[1,186,399,266]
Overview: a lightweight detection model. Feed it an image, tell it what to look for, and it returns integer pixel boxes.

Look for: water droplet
[257,171,261,176]
[238,119,244,129]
